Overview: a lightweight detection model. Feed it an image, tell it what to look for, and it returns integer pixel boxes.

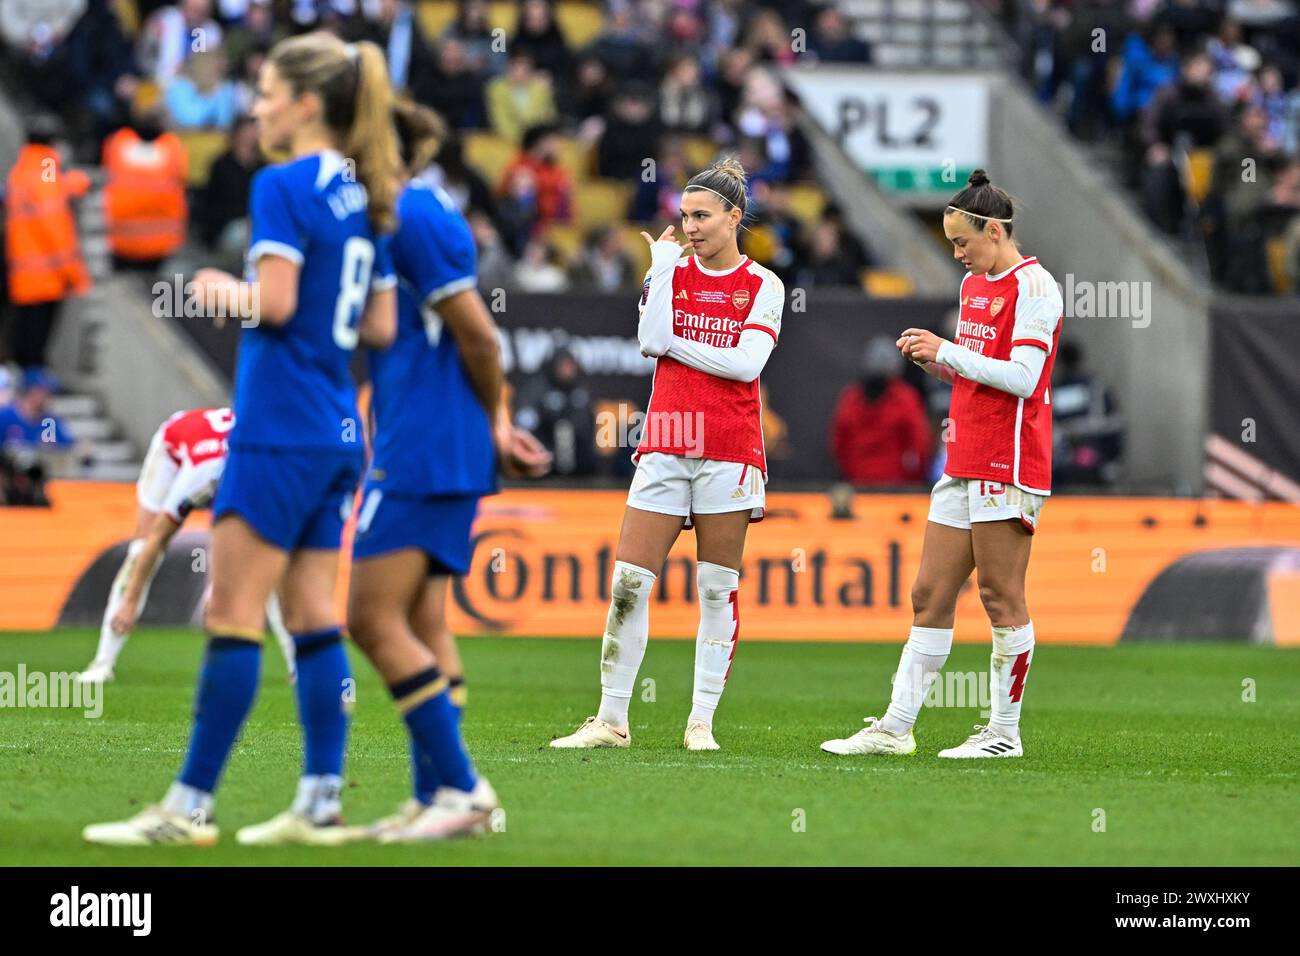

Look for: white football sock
[292,774,344,824]
[265,593,296,680]
[93,539,162,667]
[162,780,214,821]
[881,625,953,736]
[688,561,740,728]
[989,621,1034,740]
[595,561,656,728]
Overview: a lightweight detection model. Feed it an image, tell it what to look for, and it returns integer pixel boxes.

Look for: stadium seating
[415,0,605,49]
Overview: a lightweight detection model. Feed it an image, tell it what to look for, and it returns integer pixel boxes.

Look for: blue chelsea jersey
[231,149,395,452]
[366,177,497,496]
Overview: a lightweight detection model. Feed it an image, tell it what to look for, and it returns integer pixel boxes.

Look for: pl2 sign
[784,68,990,199]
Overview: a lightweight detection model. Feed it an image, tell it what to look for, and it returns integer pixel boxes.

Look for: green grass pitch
[1,629,1296,866]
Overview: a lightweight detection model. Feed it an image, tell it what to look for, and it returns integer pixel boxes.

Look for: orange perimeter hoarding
[6,482,1300,644]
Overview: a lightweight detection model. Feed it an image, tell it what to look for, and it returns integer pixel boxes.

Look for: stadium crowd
[0,0,878,297]
[1007,0,1300,292]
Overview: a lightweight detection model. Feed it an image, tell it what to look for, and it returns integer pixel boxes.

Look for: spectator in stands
[223,0,283,77]
[1207,18,1262,104]
[137,0,224,85]
[631,136,690,222]
[0,0,88,117]
[1253,62,1290,144]
[444,0,506,77]
[1059,0,1133,140]
[559,54,614,127]
[1154,0,1221,51]
[797,219,864,287]
[662,4,708,70]
[1206,101,1283,282]
[231,38,270,116]
[830,337,932,487]
[426,38,487,130]
[194,115,261,255]
[102,96,188,274]
[715,46,755,129]
[486,50,558,143]
[1110,23,1180,125]
[512,0,572,88]
[807,6,872,63]
[164,49,239,129]
[744,8,797,66]
[1051,341,1124,487]
[355,0,437,105]
[568,225,636,292]
[497,123,572,243]
[736,78,812,182]
[467,210,514,291]
[597,82,662,181]
[428,131,497,221]
[0,367,90,505]
[748,180,804,282]
[514,239,570,292]
[3,117,91,372]
[1139,51,1230,232]
[1143,51,1231,149]
[513,346,597,476]
[1234,156,1300,291]
[586,0,654,82]
[658,54,720,136]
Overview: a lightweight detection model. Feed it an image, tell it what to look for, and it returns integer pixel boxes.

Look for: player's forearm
[637,242,684,357]
[935,342,1046,399]
[920,362,956,385]
[438,290,504,420]
[664,328,775,382]
[123,522,175,604]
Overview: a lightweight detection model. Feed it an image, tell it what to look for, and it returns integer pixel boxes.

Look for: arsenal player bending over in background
[551,157,785,752]
[822,169,1063,760]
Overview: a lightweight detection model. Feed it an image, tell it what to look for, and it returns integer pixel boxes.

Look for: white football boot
[83,805,218,847]
[820,716,917,756]
[683,721,720,751]
[367,798,428,840]
[76,660,115,684]
[235,811,367,846]
[379,778,500,842]
[937,724,1023,759]
[549,716,630,748]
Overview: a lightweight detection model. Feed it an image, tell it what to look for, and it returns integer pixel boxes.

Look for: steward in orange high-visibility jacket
[102,123,188,266]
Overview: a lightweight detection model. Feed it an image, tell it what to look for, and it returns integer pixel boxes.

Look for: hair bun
[967,168,991,187]
[711,156,748,185]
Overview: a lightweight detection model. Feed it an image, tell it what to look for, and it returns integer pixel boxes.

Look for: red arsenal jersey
[944,256,1062,494]
[636,255,783,472]
[160,407,234,468]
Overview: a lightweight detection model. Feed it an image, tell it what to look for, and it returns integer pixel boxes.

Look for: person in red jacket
[830,335,932,485]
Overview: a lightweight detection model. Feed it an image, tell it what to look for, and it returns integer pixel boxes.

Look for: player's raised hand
[899,328,945,365]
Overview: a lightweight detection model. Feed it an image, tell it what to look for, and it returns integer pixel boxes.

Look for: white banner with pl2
[784,68,990,197]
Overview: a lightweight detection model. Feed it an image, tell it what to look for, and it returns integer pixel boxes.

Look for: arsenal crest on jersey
[989,296,1005,317]
[732,288,751,310]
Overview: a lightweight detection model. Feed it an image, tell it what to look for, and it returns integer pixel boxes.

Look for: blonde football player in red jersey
[822,169,1062,760]
[551,158,785,752]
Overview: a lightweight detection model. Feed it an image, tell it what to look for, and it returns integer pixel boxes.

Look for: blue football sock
[411,737,437,805]
[390,666,476,794]
[293,628,351,776]
[178,636,262,794]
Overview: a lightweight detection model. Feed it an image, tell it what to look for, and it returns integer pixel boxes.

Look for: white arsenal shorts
[627,452,765,522]
[927,474,1045,535]
[136,424,181,513]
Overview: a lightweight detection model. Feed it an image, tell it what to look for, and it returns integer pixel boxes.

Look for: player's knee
[696,561,738,604]
[911,579,945,617]
[977,582,1020,621]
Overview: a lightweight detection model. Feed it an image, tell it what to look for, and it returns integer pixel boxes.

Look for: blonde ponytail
[343,41,401,233]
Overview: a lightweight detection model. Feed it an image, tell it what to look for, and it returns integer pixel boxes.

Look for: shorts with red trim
[927,474,1045,534]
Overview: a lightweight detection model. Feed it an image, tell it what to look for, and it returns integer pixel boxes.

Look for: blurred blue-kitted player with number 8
[85,32,403,847]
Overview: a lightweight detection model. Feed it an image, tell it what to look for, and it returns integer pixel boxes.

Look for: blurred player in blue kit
[346,101,551,841]
[85,32,404,846]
